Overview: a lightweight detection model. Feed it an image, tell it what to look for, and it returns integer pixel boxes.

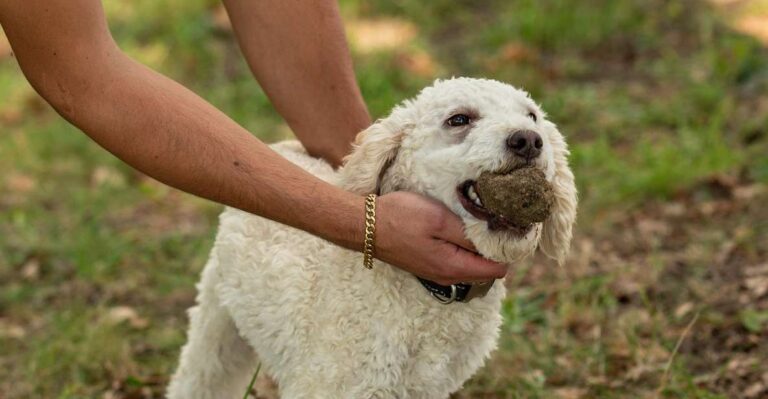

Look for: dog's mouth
[457,179,534,237]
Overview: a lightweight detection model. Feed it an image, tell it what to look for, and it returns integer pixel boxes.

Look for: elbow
[30,74,78,122]
[21,45,124,123]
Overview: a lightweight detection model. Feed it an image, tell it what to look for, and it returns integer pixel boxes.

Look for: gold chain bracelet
[363,194,377,269]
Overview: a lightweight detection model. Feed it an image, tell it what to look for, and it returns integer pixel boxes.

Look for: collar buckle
[430,284,458,304]
[417,277,494,304]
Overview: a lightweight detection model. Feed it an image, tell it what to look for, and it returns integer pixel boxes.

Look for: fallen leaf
[661,202,686,217]
[91,166,126,188]
[734,15,768,45]
[0,319,26,339]
[586,375,607,385]
[636,218,671,237]
[745,276,768,298]
[101,391,119,399]
[674,302,694,318]
[5,173,36,193]
[20,259,40,281]
[733,184,766,201]
[106,306,150,329]
[745,263,768,277]
[347,18,417,53]
[0,107,22,125]
[553,387,588,399]
[715,239,737,265]
[726,356,759,374]
[498,42,538,63]
[744,381,767,398]
[625,362,663,382]
[395,50,437,78]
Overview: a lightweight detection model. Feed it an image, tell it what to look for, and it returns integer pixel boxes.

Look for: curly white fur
[167,78,577,399]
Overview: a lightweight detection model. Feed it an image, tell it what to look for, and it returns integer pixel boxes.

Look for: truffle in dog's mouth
[457,167,554,236]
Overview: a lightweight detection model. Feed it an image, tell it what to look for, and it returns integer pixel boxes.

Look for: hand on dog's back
[375,191,509,285]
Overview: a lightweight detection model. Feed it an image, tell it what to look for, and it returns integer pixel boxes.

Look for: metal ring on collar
[430,284,458,304]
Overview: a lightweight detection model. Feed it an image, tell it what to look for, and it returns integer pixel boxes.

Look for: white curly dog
[167,77,577,399]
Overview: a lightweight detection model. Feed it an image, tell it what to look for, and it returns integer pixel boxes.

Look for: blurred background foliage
[1,0,767,398]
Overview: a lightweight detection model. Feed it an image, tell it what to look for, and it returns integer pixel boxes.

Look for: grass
[1,0,767,397]
[243,363,262,399]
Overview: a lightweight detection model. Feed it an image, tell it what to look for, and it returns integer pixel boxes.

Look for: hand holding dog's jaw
[373,191,509,285]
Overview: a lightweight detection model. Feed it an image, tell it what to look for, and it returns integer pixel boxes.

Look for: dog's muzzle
[417,278,494,304]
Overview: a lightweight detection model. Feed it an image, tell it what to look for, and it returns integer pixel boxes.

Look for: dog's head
[339,78,577,264]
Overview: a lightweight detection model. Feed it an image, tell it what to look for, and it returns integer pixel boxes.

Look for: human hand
[373,191,509,285]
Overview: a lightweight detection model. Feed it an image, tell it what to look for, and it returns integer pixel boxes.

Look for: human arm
[0,0,508,284]
[222,0,370,168]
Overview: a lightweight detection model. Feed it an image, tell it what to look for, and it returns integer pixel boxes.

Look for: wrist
[306,186,366,252]
[338,191,367,252]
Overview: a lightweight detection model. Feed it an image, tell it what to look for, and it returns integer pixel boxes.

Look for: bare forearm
[93,61,362,247]
[0,1,364,249]
[223,0,371,167]
[61,55,364,245]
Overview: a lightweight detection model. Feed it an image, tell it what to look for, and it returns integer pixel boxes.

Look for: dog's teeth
[468,187,478,201]
[467,185,483,207]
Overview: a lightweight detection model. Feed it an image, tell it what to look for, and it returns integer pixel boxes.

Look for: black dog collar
[417,277,494,304]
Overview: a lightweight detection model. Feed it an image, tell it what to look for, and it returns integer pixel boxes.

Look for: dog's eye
[527,112,538,122]
[446,114,471,127]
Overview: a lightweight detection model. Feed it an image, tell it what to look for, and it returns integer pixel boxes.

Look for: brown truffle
[476,168,554,226]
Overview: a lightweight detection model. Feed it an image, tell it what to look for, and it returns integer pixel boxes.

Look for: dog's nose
[506,130,543,160]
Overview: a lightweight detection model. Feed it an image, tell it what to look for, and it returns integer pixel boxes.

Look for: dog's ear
[539,121,578,265]
[338,104,413,195]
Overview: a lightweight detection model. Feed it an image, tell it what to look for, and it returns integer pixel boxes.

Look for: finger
[432,211,478,253]
[440,242,509,282]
